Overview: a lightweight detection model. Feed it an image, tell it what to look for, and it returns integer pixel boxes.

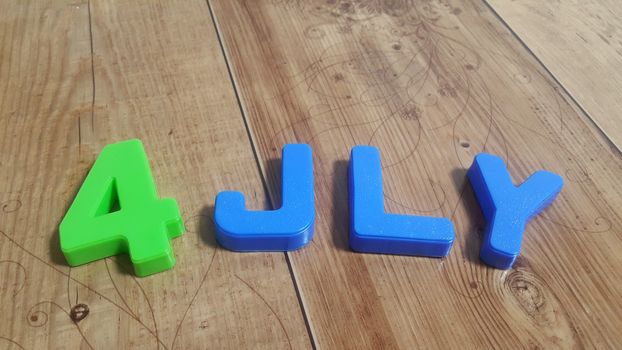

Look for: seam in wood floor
[205,1,318,348]
[482,0,622,156]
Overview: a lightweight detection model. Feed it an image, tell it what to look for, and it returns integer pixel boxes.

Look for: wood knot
[333,72,345,82]
[70,303,90,323]
[505,270,545,318]
[513,256,529,269]
[400,106,421,121]
[438,83,457,98]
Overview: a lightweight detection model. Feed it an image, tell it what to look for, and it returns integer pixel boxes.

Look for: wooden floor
[1,0,621,348]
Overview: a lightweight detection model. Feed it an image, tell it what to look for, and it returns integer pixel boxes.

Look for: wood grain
[210,0,622,348]
[486,0,622,150]
[0,1,310,349]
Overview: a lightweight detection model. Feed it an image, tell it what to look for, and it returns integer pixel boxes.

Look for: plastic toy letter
[349,146,455,257]
[59,139,184,277]
[468,153,563,269]
[215,144,314,251]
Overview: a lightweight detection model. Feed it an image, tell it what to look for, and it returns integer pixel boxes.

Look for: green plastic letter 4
[59,139,184,277]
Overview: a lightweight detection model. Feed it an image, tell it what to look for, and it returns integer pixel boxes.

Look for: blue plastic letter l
[348,146,455,257]
[214,144,314,251]
[467,153,563,269]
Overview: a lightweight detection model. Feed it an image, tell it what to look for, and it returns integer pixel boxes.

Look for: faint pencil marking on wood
[1,200,22,213]
[0,229,169,349]
[170,249,218,350]
[0,260,26,297]
[234,274,293,350]
[0,336,25,350]
[104,259,138,319]
[27,301,95,349]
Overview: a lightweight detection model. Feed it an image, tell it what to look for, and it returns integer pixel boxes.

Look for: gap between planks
[205,0,319,348]
[481,0,622,156]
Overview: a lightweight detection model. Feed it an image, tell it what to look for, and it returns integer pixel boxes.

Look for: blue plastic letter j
[349,146,455,257]
[215,144,314,251]
[467,153,563,269]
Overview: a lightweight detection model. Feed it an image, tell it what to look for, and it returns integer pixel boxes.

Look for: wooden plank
[485,0,622,150]
[0,1,311,349]
[210,0,622,348]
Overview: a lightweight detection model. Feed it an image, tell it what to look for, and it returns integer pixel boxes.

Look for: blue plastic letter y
[467,153,563,269]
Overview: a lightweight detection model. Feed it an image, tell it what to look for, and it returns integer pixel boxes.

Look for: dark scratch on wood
[87,0,96,134]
